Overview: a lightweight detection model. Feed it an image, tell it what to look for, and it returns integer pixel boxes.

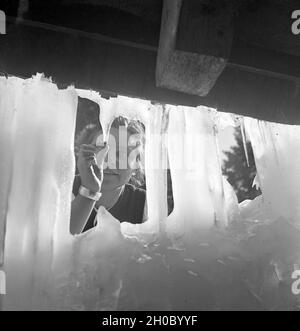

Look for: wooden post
[156,0,234,96]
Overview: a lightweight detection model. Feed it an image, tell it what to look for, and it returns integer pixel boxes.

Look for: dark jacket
[73,176,146,232]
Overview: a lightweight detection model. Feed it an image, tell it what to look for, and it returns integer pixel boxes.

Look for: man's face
[92,126,142,190]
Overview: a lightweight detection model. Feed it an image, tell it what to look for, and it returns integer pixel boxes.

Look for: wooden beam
[4,16,300,81]
[156,0,233,96]
[0,18,299,125]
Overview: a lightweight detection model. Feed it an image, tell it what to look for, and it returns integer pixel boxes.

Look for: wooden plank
[0,21,299,124]
[176,0,234,58]
[230,39,300,79]
[3,16,300,79]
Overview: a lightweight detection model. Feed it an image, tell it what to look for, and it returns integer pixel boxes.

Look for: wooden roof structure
[0,0,299,124]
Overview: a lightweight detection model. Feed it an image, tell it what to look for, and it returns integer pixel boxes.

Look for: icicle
[99,96,150,140]
[2,75,77,310]
[244,117,300,225]
[166,106,227,242]
[120,103,169,238]
[252,173,260,190]
[142,104,169,237]
[240,117,250,167]
[0,76,21,292]
[214,111,240,224]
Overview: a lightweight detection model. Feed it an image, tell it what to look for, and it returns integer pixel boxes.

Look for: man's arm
[70,143,108,235]
[70,194,95,235]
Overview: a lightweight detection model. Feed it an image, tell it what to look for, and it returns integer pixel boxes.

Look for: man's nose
[106,151,128,169]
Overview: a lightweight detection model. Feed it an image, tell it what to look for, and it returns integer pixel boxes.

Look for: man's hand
[77,143,109,193]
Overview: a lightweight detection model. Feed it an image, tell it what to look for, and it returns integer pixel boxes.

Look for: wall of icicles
[1,75,300,311]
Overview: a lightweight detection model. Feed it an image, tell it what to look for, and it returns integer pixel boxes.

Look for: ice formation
[166,105,229,241]
[244,118,300,225]
[1,74,300,311]
[77,89,150,143]
[0,75,78,309]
